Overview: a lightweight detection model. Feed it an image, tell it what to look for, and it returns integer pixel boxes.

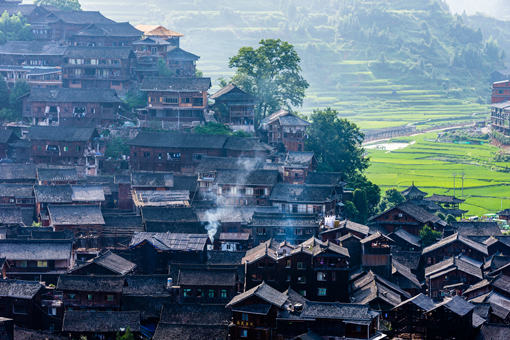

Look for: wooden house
[58,275,124,311]
[491,101,510,136]
[176,268,238,304]
[135,24,183,47]
[249,210,320,245]
[210,84,256,133]
[320,219,370,242]
[424,194,466,218]
[23,87,121,127]
[0,164,36,184]
[492,80,510,104]
[0,206,24,227]
[427,296,476,339]
[62,310,140,340]
[281,152,317,184]
[153,304,229,340]
[0,41,65,66]
[62,46,135,91]
[350,271,412,311]
[0,184,34,207]
[0,280,44,329]
[422,233,489,266]
[69,250,136,276]
[360,232,394,278]
[28,8,114,41]
[338,233,362,268]
[139,77,210,129]
[0,65,62,88]
[0,239,73,283]
[36,168,78,185]
[260,110,310,152]
[28,126,100,167]
[128,232,209,274]
[121,275,172,321]
[47,205,105,235]
[68,22,142,47]
[388,228,422,251]
[270,183,340,216]
[368,201,447,236]
[425,255,484,299]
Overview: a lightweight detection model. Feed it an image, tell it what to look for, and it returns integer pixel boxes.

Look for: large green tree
[35,0,81,11]
[306,108,368,178]
[0,11,33,43]
[229,39,309,123]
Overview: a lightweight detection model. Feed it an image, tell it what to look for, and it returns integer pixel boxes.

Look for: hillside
[80,0,505,130]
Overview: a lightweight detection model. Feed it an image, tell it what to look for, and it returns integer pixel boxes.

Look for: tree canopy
[305,108,368,178]
[35,0,82,11]
[0,11,33,43]
[229,39,309,123]
[420,225,441,247]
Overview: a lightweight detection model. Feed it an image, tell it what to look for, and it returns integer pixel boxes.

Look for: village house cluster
[0,1,508,339]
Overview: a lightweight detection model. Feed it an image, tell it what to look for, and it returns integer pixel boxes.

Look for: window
[298,204,306,213]
[208,289,215,298]
[297,262,305,270]
[87,294,93,301]
[48,307,57,316]
[144,152,151,159]
[286,259,291,268]
[37,261,48,268]
[245,187,253,196]
[106,294,114,302]
[164,97,178,104]
[12,304,28,315]
[318,288,327,296]
[18,260,27,268]
[157,153,163,160]
[192,153,204,161]
[241,313,249,321]
[183,289,192,297]
[317,272,326,281]
[69,294,76,299]
[286,275,291,282]
[63,146,68,152]
[241,329,248,338]
[220,289,227,299]
[196,289,203,297]
[167,152,181,161]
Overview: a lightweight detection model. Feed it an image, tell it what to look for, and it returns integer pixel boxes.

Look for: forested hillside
[80,0,506,129]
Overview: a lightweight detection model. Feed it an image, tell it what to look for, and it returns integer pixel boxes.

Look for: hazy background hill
[76,0,508,129]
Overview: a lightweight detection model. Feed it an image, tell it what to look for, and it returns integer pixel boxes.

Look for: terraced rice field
[366,133,510,216]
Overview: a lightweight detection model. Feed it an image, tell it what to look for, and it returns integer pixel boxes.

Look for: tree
[343,201,359,221]
[306,108,368,178]
[353,189,368,223]
[420,225,441,247]
[384,188,405,208]
[0,11,33,43]
[157,58,175,77]
[0,77,9,109]
[194,122,232,136]
[105,137,129,159]
[35,0,81,11]
[229,39,309,123]
[348,174,381,217]
[9,80,30,119]
[116,328,135,340]
[446,214,457,225]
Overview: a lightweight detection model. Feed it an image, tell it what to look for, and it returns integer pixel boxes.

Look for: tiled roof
[48,205,105,226]
[261,110,310,127]
[27,88,120,103]
[128,131,227,149]
[37,168,78,182]
[28,126,97,142]
[425,255,483,280]
[451,222,502,237]
[141,77,211,92]
[0,184,32,199]
[0,163,35,181]
[305,172,344,186]
[215,169,279,186]
[130,232,209,252]
[57,275,124,293]
[390,228,421,248]
[177,268,236,286]
[0,239,72,260]
[210,83,256,102]
[64,46,133,58]
[393,293,438,312]
[425,194,465,204]
[166,46,200,61]
[135,25,183,37]
[300,301,377,321]
[422,233,488,256]
[131,171,174,188]
[0,280,42,299]
[74,22,141,37]
[0,40,66,56]
[227,281,288,308]
[270,183,335,203]
[62,311,140,333]
[90,250,136,275]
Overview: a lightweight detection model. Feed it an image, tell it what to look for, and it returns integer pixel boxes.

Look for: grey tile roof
[37,168,78,182]
[166,46,200,61]
[390,228,421,248]
[28,126,97,142]
[451,222,502,237]
[219,233,250,241]
[62,311,140,333]
[74,22,141,37]
[305,172,344,186]
[128,131,227,149]
[0,240,72,260]
[425,255,483,280]
[249,211,319,228]
[160,304,230,325]
[131,171,174,188]
[210,83,256,102]
[129,232,208,252]
[123,275,171,296]
[223,137,271,152]
[392,259,422,288]
[48,205,105,226]
[57,275,124,293]
[27,88,121,103]
[439,296,475,316]
[422,233,488,256]
[479,324,510,340]
[34,185,72,203]
[284,152,315,168]
[261,110,309,127]
[0,164,36,181]
[425,194,465,204]
[196,156,265,172]
[215,169,279,186]
[351,271,411,307]
[92,250,136,275]
[0,129,14,144]
[401,184,428,198]
[227,281,288,308]
[299,301,377,321]
[64,46,133,59]
[0,206,23,225]
[153,324,227,340]
[141,77,211,92]
[206,251,246,265]
[391,250,422,271]
[291,237,349,258]
[177,269,236,286]
[493,275,510,294]
[141,207,197,222]
[0,280,42,299]
[393,293,438,312]
[270,183,335,203]
[42,9,114,25]
[0,41,66,56]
